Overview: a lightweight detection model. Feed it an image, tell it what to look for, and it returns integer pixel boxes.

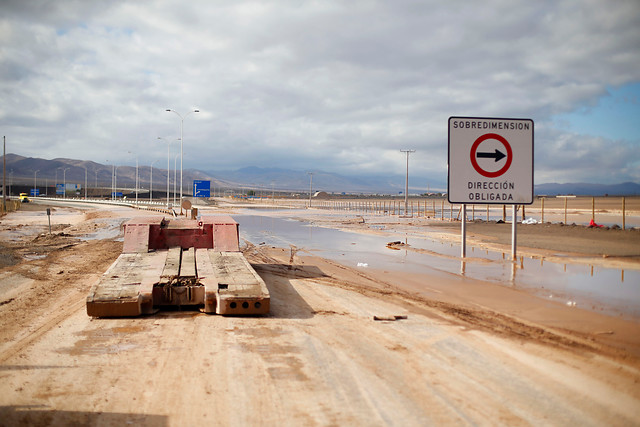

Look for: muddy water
[236,214,640,318]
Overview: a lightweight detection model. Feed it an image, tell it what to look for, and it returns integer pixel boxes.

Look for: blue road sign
[111,192,123,198]
[30,189,40,196]
[193,180,211,198]
[56,184,64,195]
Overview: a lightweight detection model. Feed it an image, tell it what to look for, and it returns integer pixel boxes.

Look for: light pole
[307,172,313,208]
[105,160,110,199]
[114,166,118,200]
[165,109,199,207]
[400,149,415,216]
[33,170,39,197]
[128,152,138,205]
[158,137,180,208]
[83,167,87,199]
[173,152,180,208]
[150,159,159,203]
[62,168,70,199]
[136,159,138,205]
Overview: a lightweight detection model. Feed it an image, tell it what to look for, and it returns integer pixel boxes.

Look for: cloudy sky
[1,0,639,189]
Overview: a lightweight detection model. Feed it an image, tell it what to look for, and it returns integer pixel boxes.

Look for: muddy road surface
[0,204,639,426]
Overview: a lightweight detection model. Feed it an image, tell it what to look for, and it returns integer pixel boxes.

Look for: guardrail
[29,196,177,216]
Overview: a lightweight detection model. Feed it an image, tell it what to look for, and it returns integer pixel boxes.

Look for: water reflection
[236,214,640,318]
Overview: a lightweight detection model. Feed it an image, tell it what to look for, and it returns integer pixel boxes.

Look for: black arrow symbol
[477,149,506,162]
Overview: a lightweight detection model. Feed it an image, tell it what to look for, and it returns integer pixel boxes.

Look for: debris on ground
[373,315,408,321]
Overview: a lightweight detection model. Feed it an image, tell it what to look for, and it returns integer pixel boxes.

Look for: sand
[0,201,639,425]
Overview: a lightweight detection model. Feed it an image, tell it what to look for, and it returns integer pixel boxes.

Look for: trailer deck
[86,216,270,317]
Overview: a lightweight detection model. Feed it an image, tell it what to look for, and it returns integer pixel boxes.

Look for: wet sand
[1,201,639,424]
[234,207,640,356]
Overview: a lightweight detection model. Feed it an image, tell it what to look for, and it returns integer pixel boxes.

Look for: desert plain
[0,198,639,426]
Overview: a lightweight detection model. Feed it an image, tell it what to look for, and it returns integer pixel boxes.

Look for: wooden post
[502,205,506,222]
[592,197,595,222]
[541,198,545,223]
[486,204,489,221]
[622,197,626,230]
[522,205,525,221]
[564,197,567,224]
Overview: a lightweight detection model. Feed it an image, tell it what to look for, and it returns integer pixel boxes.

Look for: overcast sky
[2,0,639,188]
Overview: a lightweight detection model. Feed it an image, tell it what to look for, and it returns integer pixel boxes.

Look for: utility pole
[307,172,313,208]
[3,136,6,210]
[400,149,415,216]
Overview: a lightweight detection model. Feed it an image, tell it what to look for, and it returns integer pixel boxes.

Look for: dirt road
[0,204,639,425]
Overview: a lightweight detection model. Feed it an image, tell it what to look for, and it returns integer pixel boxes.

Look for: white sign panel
[448,116,534,204]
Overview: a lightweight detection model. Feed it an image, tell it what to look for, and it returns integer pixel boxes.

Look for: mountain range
[1,153,639,196]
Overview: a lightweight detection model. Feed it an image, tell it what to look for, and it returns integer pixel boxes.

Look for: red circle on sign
[470,133,513,178]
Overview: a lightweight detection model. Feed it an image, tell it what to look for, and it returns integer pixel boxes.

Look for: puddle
[78,218,126,241]
[23,254,47,261]
[236,215,640,318]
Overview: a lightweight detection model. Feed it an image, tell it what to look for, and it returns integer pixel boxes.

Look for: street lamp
[400,149,415,216]
[165,108,199,207]
[158,136,180,208]
[62,168,70,199]
[33,170,39,197]
[128,151,139,206]
[173,152,180,208]
[105,160,110,199]
[150,159,159,203]
[113,166,118,200]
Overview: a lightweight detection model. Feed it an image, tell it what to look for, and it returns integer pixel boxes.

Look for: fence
[305,196,638,229]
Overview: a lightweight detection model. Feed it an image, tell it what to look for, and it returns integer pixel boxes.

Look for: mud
[0,202,639,425]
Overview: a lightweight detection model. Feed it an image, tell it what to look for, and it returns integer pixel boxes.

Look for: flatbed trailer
[86,215,269,317]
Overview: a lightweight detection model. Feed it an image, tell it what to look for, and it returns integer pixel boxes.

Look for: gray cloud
[1,0,639,187]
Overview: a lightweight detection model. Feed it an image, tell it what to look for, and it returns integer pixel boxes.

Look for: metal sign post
[461,204,466,258]
[448,117,534,260]
[511,205,517,260]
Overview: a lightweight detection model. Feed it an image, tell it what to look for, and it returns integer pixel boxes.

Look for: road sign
[56,184,64,195]
[193,180,211,198]
[448,117,533,204]
[30,189,40,196]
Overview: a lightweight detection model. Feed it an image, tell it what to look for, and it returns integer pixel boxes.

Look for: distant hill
[0,154,431,194]
[206,166,411,194]
[2,154,639,196]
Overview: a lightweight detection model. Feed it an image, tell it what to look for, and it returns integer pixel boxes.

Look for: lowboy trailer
[86,215,270,317]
